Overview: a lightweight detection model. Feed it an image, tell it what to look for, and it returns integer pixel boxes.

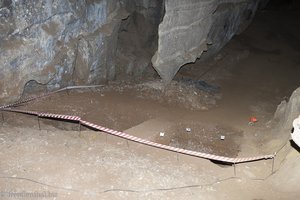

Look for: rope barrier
[1,107,275,164]
[0,85,104,109]
[0,85,275,164]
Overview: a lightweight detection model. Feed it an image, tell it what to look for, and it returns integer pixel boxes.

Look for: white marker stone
[186,127,191,132]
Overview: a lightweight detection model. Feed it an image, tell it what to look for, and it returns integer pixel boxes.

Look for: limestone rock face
[152,0,263,82]
[0,0,266,103]
[0,0,125,103]
[274,87,300,131]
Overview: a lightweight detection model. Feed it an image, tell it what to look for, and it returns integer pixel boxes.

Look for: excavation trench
[2,84,274,163]
[5,88,245,160]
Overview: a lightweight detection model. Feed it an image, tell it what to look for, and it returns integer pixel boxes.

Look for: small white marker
[186,128,191,132]
[220,135,225,140]
[160,132,165,137]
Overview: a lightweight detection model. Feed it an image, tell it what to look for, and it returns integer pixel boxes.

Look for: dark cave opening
[265,0,300,9]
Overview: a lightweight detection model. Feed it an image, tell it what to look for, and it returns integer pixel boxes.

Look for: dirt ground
[1,8,300,200]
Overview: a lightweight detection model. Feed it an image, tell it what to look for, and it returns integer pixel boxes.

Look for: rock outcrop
[0,0,266,103]
[0,0,165,103]
[152,0,264,82]
[274,87,300,131]
[0,0,128,103]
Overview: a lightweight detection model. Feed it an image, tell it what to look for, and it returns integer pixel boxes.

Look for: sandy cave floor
[1,9,300,200]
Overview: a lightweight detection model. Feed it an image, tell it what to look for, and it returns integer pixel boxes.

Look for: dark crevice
[115,0,165,80]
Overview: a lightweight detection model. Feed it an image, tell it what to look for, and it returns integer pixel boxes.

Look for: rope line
[1,108,275,164]
[0,85,275,164]
[0,85,104,109]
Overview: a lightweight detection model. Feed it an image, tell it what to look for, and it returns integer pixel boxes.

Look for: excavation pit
[5,89,162,131]
[155,123,243,158]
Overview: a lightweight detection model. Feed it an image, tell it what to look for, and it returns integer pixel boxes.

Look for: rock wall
[152,0,264,82]
[274,87,300,131]
[0,0,265,103]
[0,0,129,103]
